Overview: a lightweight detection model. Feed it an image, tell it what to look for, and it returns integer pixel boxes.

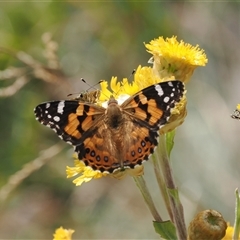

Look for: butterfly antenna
[67,79,103,98]
[131,69,136,76]
[81,78,103,92]
[115,68,136,97]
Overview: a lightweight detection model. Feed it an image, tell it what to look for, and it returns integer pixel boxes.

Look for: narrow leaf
[165,130,176,157]
[153,220,177,239]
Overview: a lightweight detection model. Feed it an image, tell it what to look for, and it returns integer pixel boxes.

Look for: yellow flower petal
[100,76,140,101]
[120,77,139,96]
[66,158,109,186]
[67,154,145,185]
[221,223,236,240]
[237,104,240,111]
[134,65,160,89]
[53,227,74,240]
[99,80,112,101]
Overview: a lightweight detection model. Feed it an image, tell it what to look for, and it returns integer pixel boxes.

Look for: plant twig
[156,134,187,240]
[0,75,29,97]
[0,143,63,203]
[133,175,162,222]
[152,153,173,222]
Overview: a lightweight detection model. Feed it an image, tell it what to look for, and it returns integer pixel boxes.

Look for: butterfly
[69,89,100,103]
[231,106,240,120]
[34,80,185,173]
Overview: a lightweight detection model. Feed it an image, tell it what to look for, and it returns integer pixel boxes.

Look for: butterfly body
[34,81,185,173]
[74,89,100,103]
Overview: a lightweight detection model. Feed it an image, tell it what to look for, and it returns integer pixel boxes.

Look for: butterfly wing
[74,119,159,173]
[34,100,105,146]
[117,81,185,167]
[35,100,122,172]
[122,80,185,130]
[34,81,184,174]
[74,122,122,173]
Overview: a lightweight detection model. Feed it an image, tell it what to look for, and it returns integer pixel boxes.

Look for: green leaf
[153,220,177,239]
[168,188,180,203]
[165,130,176,157]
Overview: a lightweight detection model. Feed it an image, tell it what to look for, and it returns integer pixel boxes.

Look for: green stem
[233,188,240,240]
[152,153,173,222]
[133,175,162,222]
[157,134,187,240]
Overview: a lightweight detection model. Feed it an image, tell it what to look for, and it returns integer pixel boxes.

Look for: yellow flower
[133,65,160,89]
[222,223,237,240]
[145,36,208,83]
[53,227,74,240]
[99,76,139,102]
[66,157,108,186]
[66,154,144,186]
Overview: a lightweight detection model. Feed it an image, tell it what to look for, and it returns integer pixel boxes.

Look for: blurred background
[0,2,240,239]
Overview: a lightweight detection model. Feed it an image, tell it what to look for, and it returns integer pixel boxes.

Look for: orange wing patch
[79,134,120,173]
[64,113,81,139]
[125,125,158,166]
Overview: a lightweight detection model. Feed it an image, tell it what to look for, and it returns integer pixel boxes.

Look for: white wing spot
[168,81,173,87]
[57,101,65,114]
[164,96,170,103]
[155,85,164,96]
[53,116,60,122]
[47,114,52,119]
[46,103,51,109]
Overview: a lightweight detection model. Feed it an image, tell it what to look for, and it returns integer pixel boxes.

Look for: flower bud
[188,210,227,240]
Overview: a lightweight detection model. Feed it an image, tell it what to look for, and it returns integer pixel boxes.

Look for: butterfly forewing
[122,81,184,129]
[34,100,105,145]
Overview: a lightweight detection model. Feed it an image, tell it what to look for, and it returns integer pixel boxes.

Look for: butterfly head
[107,95,118,106]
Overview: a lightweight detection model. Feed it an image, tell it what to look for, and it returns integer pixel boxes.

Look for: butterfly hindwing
[74,116,159,173]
